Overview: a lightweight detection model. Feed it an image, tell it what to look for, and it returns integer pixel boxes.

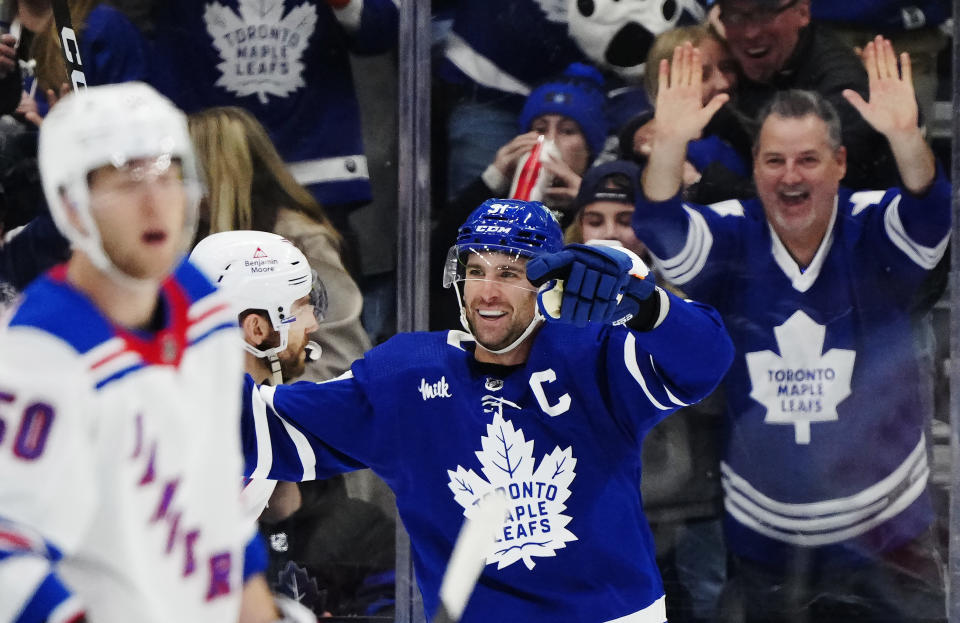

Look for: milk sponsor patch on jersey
[204,0,317,103]
[419,376,452,400]
[447,409,577,571]
[745,310,855,444]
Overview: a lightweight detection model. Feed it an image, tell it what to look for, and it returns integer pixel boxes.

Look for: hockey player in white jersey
[0,84,307,622]
[239,196,734,621]
[633,39,950,621]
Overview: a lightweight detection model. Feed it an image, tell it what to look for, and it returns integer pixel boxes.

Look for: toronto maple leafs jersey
[633,170,951,566]
[0,262,262,623]
[240,292,734,622]
[150,0,398,206]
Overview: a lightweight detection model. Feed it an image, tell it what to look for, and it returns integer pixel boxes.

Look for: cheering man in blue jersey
[634,37,950,622]
[239,196,734,622]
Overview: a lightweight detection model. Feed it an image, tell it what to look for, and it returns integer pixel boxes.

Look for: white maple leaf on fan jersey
[745,310,855,445]
[447,412,577,571]
[204,0,317,104]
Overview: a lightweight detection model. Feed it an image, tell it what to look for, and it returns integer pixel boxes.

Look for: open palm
[843,36,918,137]
[654,43,728,145]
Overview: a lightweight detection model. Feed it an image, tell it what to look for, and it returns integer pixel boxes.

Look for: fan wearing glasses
[713,0,899,191]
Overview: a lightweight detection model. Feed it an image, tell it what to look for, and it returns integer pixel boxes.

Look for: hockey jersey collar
[45,263,192,368]
[768,196,838,293]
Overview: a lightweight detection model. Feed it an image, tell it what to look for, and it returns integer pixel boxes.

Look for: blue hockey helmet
[444,199,563,355]
[456,198,562,255]
[443,199,562,289]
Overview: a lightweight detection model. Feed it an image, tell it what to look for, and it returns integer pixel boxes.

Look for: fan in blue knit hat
[518,63,609,159]
[451,63,609,221]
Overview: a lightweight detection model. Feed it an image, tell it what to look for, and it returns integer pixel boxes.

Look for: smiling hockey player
[239,196,733,621]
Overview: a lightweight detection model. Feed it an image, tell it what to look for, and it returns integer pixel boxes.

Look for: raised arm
[641,43,728,202]
[842,36,935,195]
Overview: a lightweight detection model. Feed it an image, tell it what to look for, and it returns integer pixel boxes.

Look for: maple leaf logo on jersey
[745,310,855,445]
[447,412,577,570]
[204,0,317,104]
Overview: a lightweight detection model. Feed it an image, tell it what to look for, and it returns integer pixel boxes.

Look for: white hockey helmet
[189,230,322,363]
[38,82,202,284]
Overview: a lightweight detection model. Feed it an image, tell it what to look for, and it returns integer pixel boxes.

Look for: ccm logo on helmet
[474,225,512,234]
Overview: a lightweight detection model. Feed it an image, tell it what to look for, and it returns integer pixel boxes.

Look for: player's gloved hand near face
[527,242,658,328]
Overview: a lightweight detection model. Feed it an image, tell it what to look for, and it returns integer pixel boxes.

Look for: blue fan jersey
[149,0,398,207]
[633,170,951,566]
[240,294,733,622]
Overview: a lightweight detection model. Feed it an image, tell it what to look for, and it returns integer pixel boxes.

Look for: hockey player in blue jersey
[634,38,950,621]
[0,84,313,622]
[190,230,324,523]
[240,196,734,621]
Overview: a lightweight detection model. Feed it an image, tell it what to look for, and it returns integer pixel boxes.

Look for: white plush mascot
[566,0,706,81]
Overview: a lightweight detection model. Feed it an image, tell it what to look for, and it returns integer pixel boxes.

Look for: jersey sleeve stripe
[650,207,713,286]
[188,301,231,324]
[276,419,318,481]
[720,435,928,546]
[86,337,130,368]
[187,303,236,343]
[247,386,275,480]
[724,473,927,547]
[44,596,85,623]
[599,595,666,623]
[6,561,78,623]
[261,386,318,481]
[89,351,143,380]
[883,194,950,269]
[652,356,690,407]
[187,293,230,321]
[94,363,148,390]
[187,322,237,348]
[622,333,670,411]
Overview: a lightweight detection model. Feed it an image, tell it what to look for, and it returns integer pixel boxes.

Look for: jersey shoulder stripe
[7,268,114,355]
[6,263,236,390]
[173,258,218,306]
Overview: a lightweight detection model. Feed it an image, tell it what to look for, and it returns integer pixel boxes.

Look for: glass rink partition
[395,2,960,622]
[144,0,959,620]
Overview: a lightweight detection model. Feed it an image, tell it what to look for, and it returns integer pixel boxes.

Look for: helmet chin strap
[267,352,284,386]
[253,339,321,386]
[454,282,543,356]
[244,326,290,386]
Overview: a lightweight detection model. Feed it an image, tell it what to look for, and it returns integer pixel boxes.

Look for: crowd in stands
[0,0,953,621]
